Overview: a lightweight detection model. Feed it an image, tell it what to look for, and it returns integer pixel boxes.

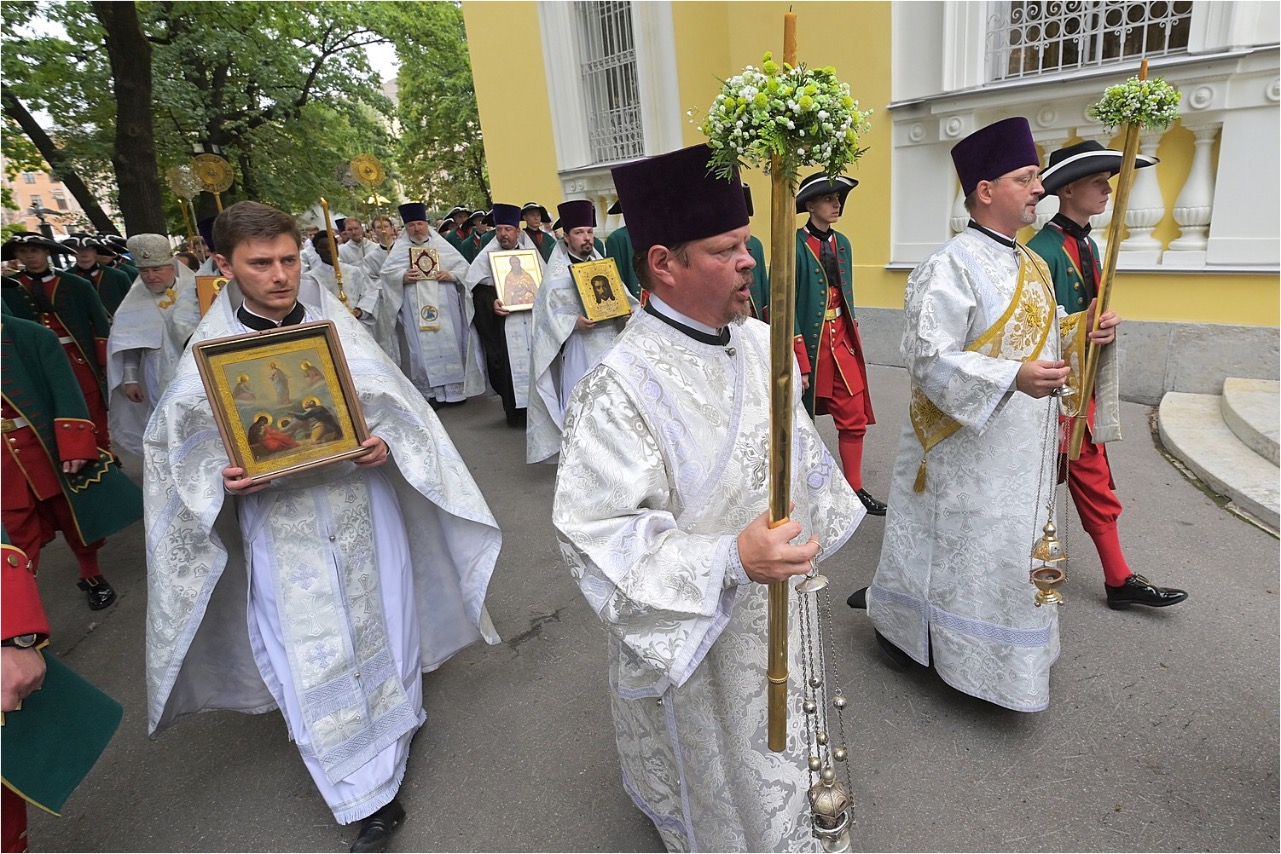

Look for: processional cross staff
[1067,59,1181,459]
[700,9,872,849]
[318,197,351,309]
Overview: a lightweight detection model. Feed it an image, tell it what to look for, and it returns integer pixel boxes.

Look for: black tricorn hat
[62,232,105,251]
[521,202,552,223]
[1039,140,1158,195]
[2,231,73,261]
[795,172,858,213]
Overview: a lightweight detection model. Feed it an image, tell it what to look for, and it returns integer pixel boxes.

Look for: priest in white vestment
[143,202,502,853]
[853,117,1120,712]
[377,202,484,405]
[339,217,389,278]
[527,199,637,464]
[311,228,397,361]
[106,234,200,457]
[465,203,543,428]
[553,145,865,852]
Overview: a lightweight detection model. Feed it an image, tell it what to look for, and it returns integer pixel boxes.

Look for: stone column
[1032,133,1067,231]
[1164,122,1220,268]
[1116,130,1166,266]
[949,182,968,236]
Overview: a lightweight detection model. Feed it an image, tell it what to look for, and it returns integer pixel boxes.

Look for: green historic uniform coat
[793,227,857,414]
[73,263,133,317]
[604,225,638,299]
[1026,222,1095,312]
[1,272,112,399]
[1,309,143,544]
[746,233,769,320]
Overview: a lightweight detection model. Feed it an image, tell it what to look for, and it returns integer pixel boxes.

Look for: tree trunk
[0,88,117,233]
[93,1,168,235]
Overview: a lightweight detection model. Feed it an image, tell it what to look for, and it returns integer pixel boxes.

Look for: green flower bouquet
[698,52,872,186]
[1088,74,1182,132]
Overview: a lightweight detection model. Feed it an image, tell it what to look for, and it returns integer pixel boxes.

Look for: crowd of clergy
[0,118,1191,853]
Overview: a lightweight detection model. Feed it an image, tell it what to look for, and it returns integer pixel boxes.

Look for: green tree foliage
[381,2,491,212]
[1,1,406,232]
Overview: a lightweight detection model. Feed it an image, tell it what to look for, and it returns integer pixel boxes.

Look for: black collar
[805,222,834,241]
[237,301,305,331]
[644,301,730,346]
[967,220,1017,248]
[1050,212,1092,239]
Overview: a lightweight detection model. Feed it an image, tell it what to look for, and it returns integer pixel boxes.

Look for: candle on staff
[784,10,797,64]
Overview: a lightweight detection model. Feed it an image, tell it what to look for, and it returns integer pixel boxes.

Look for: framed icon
[195,275,228,316]
[488,249,542,311]
[570,258,631,322]
[409,246,440,279]
[192,320,370,484]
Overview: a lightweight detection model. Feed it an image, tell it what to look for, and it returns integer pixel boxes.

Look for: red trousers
[1062,403,1131,586]
[2,786,27,853]
[813,316,873,491]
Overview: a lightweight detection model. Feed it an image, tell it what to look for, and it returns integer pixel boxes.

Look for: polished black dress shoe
[874,630,913,669]
[1105,574,1189,610]
[350,798,405,853]
[855,489,887,516]
[77,575,116,610]
[847,587,868,610]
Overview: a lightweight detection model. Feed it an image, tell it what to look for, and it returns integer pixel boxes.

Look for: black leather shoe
[847,587,868,610]
[350,799,405,853]
[77,575,116,610]
[1105,574,1188,610]
[856,489,887,516]
[874,630,913,669]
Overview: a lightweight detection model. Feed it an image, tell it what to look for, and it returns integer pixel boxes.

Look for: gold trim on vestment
[910,252,1056,493]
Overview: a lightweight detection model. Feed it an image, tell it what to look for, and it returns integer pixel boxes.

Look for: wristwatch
[2,633,38,648]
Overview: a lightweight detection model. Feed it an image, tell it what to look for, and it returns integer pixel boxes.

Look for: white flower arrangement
[697,53,872,185]
[1088,75,1182,132]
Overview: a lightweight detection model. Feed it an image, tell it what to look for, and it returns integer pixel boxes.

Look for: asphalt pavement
[28,364,1280,852]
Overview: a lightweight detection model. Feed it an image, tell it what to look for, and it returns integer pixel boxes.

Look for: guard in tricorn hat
[1,231,114,456]
[1027,140,1184,612]
[96,234,137,280]
[792,170,883,515]
[520,202,555,262]
[63,232,132,317]
[852,117,1127,711]
[550,143,862,851]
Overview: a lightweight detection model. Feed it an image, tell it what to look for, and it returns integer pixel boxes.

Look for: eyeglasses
[991,172,1042,189]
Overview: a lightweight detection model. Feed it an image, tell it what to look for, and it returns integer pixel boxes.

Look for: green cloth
[1,271,111,399]
[0,652,123,816]
[1,313,143,543]
[90,265,133,317]
[605,226,638,299]
[794,226,855,415]
[746,233,769,319]
[116,261,138,281]
[1026,224,1092,312]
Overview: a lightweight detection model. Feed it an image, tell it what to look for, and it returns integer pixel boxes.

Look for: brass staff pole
[766,8,799,754]
[1067,59,1147,459]
[318,197,350,307]
[177,195,195,244]
[213,192,224,213]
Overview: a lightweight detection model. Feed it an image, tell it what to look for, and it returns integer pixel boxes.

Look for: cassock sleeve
[903,253,1022,434]
[553,367,747,690]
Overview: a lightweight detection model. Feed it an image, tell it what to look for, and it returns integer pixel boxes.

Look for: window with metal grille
[986,1,1193,81]
[52,190,68,211]
[575,0,644,164]
[22,172,36,184]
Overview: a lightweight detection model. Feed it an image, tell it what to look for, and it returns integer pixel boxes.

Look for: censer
[1029,351,1074,607]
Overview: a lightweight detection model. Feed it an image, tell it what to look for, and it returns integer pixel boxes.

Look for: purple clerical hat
[950,117,1039,197]
[491,203,522,229]
[611,144,747,252]
[398,202,428,224]
[334,217,347,233]
[557,199,596,231]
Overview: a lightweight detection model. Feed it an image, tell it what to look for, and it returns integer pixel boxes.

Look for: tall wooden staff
[1067,60,1180,459]
[318,197,350,308]
[766,9,799,754]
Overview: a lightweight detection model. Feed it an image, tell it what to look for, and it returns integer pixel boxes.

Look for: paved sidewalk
[29,364,1279,852]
